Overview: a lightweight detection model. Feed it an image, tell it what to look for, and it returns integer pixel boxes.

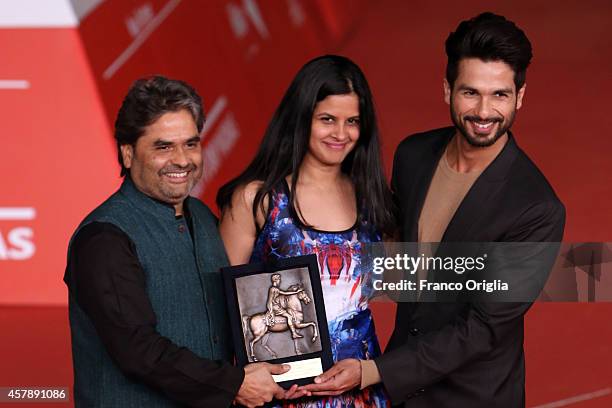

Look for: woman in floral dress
[218,55,394,408]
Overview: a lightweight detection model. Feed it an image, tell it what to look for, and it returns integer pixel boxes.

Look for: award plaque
[222,254,333,387]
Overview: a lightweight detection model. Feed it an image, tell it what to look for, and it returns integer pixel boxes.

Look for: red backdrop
[1,1,610,406]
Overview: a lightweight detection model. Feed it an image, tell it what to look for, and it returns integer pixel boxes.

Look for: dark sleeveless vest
[67,177,232,407]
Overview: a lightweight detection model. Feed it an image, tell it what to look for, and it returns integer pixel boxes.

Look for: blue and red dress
[250,180,390,408]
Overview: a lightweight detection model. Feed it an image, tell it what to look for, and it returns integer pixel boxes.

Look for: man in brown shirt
[303,12,565,408]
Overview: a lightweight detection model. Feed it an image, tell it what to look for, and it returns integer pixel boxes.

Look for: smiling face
[445,58,525,147]
[306,93,360,167]
[120,109,202,212]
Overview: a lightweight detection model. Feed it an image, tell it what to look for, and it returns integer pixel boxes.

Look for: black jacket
[375,127,565,407]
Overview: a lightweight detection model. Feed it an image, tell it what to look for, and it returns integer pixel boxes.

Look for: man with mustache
[64,76,289,407]
[303,12,565,408]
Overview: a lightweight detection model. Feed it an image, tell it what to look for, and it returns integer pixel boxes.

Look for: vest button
[409,327,420,336]
[178,224,186,233]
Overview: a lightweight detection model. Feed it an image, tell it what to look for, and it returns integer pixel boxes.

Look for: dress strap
[255,180,288,235]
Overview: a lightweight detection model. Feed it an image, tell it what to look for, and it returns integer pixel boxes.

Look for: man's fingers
[314,365,341,383]
[285,385,311,399]
[272,385,285,400]
[302,378,340,392]
[291,390,311,398]
[311,390,343,396]
[267,363,291,375]
[283,384,299,399]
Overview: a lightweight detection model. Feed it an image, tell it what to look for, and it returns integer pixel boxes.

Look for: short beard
[450,104,516,147]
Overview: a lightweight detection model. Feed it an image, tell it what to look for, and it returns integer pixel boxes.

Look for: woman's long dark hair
[216,55,395,235]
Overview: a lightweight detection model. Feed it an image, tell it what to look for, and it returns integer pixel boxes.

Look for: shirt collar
[119,176,189,218]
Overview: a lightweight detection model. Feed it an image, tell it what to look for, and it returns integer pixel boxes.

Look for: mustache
[159,164,196,175]
[464,115,503,123]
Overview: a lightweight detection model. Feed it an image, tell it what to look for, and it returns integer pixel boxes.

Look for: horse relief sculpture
[242,273,318,361]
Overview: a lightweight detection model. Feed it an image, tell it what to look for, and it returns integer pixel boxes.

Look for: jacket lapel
[404,130,452,241]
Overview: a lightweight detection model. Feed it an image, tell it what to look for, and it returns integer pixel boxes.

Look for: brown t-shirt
[418,150,483,243]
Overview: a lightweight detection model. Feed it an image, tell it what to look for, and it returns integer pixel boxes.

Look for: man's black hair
[445,12,533,90]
